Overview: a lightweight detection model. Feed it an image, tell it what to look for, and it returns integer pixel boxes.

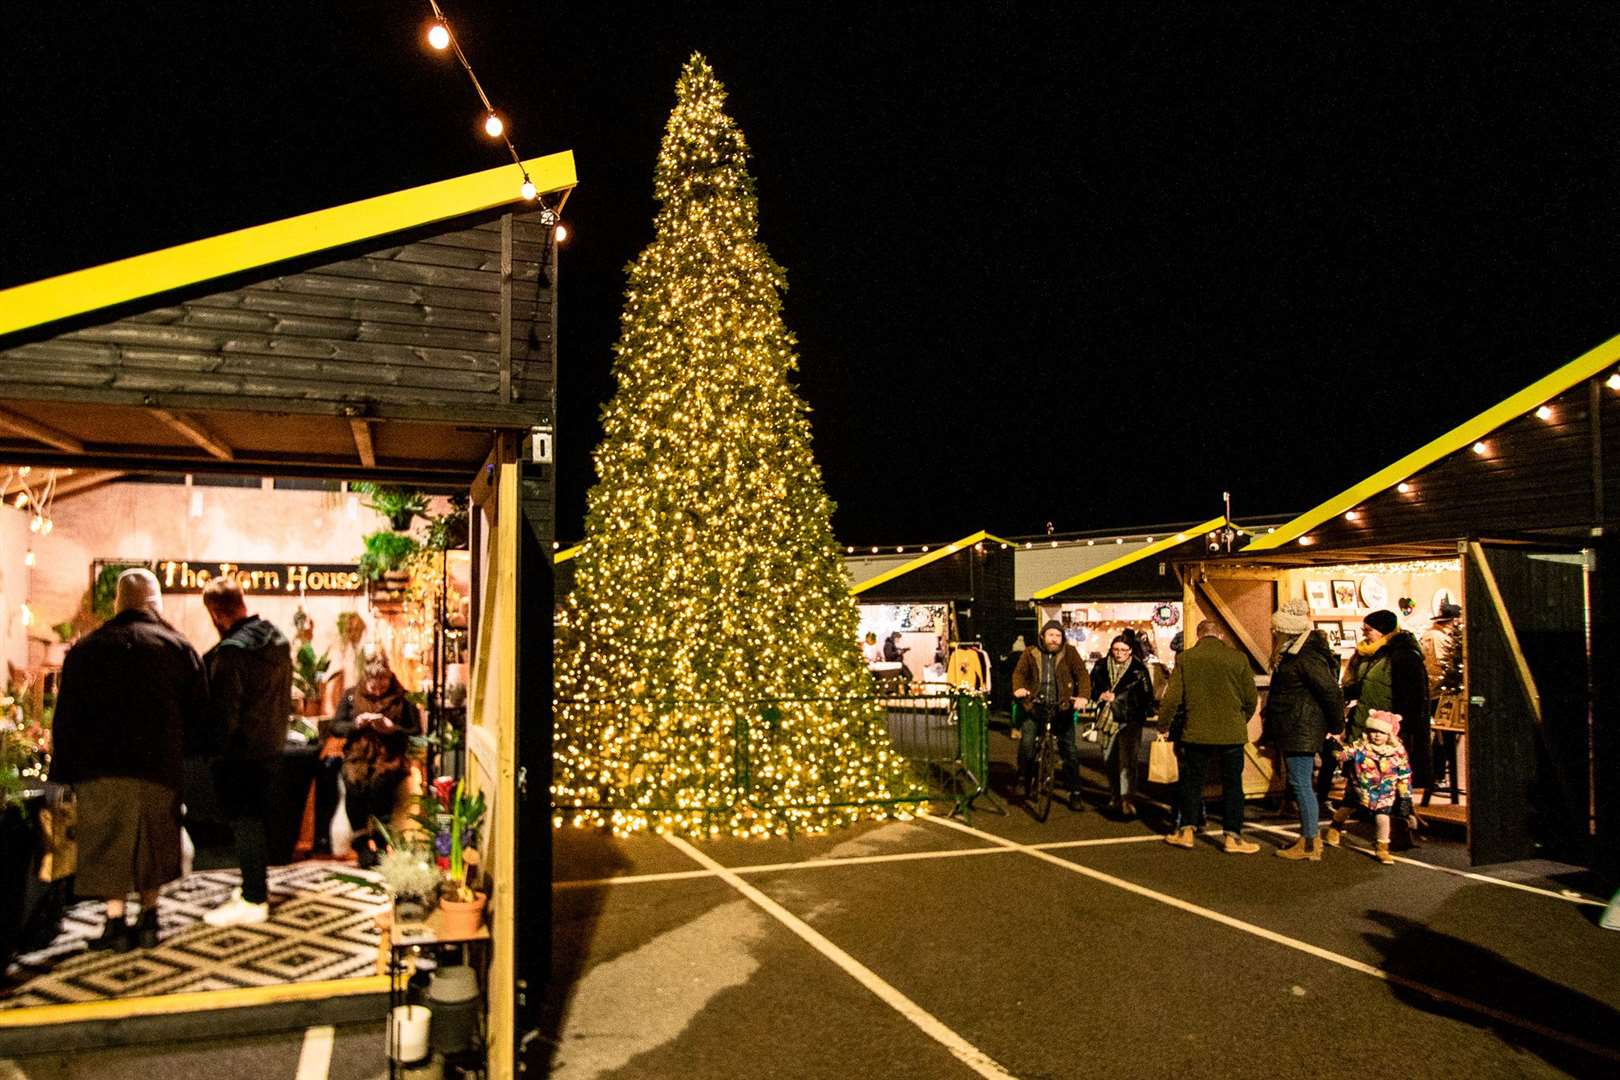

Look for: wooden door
[1463,542,1590,866]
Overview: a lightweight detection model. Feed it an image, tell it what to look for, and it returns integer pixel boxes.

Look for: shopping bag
[1147,738,1179,785]
[37,790,76,882]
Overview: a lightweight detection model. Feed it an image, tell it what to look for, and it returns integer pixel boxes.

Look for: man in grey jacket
[199,576,293,926]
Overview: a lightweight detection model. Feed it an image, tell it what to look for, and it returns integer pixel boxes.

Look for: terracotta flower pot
[438,892,486,939]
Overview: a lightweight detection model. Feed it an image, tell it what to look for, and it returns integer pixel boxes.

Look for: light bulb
[1472,441,1488,455]
[1609,373,1620,391]
[520,179,537,200]
[555,222,570,243]
[23,550,35,568]
[1345,511,1360,522]
[19,603,32,627]
[29,516,41,533]
[1397,482,1411,494]
[13,493,27,509]
[484,113,504,138]
[427,21,451,50]
[40,519,51,536]
[17,467,29,477]
[1535,405,1552,420]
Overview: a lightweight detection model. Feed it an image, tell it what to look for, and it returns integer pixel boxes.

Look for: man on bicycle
[1012,619,1092,811]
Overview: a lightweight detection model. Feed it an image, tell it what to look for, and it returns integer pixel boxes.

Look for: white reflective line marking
[924,815,1620,1065]
[295,1025,334,1080]
[555,830,1169,890]
[1247,822,1607,906]
[665,835,1019,1080]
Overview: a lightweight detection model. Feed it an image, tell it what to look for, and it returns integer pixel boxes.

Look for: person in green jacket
[1161,620,1260,854]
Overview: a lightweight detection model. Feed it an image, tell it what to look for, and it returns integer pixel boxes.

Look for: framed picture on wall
[1305,581,1333,612]
[1316,620,1342,644]
[1341,623,1363,646]
[1331,579,1358,609]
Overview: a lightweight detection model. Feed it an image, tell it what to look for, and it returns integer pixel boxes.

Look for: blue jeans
[1017,708,1081,789]
[1178,742,1245,835]
[1284,753,1320,839]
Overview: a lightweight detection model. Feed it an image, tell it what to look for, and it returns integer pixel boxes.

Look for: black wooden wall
[0,209,556,431]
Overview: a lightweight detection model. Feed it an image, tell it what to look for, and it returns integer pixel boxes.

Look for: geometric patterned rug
[0,862,387,1009]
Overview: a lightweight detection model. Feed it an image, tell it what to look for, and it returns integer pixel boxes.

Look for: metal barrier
[552,691,1003,829]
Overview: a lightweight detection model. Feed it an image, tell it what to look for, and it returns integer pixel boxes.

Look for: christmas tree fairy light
[553,55,921,838]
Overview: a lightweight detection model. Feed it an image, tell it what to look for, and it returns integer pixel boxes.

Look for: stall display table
[382,906,490,1078]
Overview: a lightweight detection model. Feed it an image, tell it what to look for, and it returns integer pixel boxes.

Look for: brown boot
[1223,833,1260,855]
[1164,826,1195,849]
[1305,836,1324,861]
[1275,837,1313,860]
[1324,808,1351,847]
[1375,841,1395,865]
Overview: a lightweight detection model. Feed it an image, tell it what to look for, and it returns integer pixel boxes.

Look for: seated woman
[314,646,421,867]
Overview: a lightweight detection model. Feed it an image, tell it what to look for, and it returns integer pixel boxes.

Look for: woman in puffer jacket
[1262,600,1344,861]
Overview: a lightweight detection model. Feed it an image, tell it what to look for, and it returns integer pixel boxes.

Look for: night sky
[5,3,1620,546]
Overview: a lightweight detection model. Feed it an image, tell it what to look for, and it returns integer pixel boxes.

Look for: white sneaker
[203,896,270,927]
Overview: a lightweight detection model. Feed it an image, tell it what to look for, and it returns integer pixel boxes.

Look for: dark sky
[5,3,1620,545]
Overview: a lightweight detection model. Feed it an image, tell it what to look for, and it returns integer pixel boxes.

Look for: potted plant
[423,495,471,551]
[332,823,443,924]
[417,776,486,937]
[291,643,333,717]
[358,531,420,583]
[353,483,429,532]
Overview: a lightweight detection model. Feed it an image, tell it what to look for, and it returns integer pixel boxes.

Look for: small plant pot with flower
[419,776,486,938]
[330,822,442,925]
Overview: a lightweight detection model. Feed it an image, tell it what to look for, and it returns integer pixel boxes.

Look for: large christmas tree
[554,55,919,838]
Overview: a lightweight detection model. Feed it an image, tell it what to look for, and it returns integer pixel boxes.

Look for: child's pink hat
[1366,710,1401,736]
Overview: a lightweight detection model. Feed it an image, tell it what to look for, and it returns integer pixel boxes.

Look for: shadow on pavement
[539,828,631,1077]
[1362,909,1620,1076]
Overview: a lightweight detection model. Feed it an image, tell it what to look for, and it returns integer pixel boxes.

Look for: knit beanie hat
[1365,709,1399,735]
[1272,598,1312,635]
[114,568,163,615]
[1364,609,1399,635]
[1040,619,1064,638]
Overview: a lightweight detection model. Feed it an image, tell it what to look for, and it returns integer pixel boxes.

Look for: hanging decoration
[1151,603,1180,628]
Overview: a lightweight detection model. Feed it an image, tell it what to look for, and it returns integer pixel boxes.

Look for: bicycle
[1014,700,1072,822]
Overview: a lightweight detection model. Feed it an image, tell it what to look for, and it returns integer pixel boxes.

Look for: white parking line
[923,815,1620,1064]
[665,835,1019,1080]
[556,831,1173,890]
[294,1025,334,1080]
[1245,822,1607,906]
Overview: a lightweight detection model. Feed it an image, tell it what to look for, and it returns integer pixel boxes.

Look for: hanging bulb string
[424,0,540,202]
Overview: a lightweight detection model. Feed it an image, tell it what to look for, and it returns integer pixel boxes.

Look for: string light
[1344,510,1360,522]
[520,179,537,201]
[1396,482,1411,494]
[422,0,551,209]
[1472,441,1488,455]
[1535,405,1553,421]
[1608,373,1620,391]
[554,222,570,242]
[23,550,35,568]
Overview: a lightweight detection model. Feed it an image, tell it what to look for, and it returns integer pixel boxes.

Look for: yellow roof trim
[1245,332,1620,552]
[849,531,1016,595]
[555,543,583,564]
[1030,517,1226,599]
[0,152,578,337]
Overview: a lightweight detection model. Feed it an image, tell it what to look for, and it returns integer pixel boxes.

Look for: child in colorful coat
[1324,710,1413,864]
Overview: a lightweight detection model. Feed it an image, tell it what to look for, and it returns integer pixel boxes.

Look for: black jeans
[345,771,405,867]
[1017,707,1081,790]
[211,758,272,904]
[1178,743,1246,836]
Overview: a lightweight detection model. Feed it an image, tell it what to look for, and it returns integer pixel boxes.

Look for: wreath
[1152,603,1180,628]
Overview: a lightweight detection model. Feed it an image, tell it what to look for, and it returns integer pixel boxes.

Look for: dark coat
[1263,632,1345,754]
[1345,630,1429,739]
[49,609,207,791]
[1158,635,1258,745]
[202,615,293,761]
[1088,656,1156,727]
[1012,642,1092,710]
[333,675,423,789]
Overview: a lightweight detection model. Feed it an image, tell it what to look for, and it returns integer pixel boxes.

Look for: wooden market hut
[1182,332,1620,872]
[0,155,575,1076]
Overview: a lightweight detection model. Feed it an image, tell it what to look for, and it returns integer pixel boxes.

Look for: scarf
[1106,657,1128,688]
[1356,635,1389,660]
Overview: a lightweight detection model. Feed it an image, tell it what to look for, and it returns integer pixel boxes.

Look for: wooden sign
[150,560,364,595]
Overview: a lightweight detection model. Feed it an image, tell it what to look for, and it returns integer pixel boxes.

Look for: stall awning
[1245,330,1620,552]
[850,531,1016,595]
[1030,517,1225,600]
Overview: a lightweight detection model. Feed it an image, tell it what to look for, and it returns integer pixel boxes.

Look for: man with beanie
[1011,619,1092,811]
[1160,620,1261,853]
[199,576,293,927]
[49,568,207,950]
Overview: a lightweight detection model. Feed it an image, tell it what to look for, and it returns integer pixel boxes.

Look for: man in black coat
[198,576,292,927]
[49,568,206,951]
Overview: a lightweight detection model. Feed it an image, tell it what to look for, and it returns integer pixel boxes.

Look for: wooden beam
[0,406,84,453]
[349,418,376,468]
[1467,541,1544,727]
[150,409,234,461]
[1195,578,1271,673]
[49,469,126,499]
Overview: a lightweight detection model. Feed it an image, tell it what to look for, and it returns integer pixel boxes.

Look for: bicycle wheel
[1033,731,1055,822]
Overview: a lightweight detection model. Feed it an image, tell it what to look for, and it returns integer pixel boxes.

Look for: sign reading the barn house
[152,560,364,594]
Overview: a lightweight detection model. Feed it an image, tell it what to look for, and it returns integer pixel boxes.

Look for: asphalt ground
[543,753,1620,1080]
